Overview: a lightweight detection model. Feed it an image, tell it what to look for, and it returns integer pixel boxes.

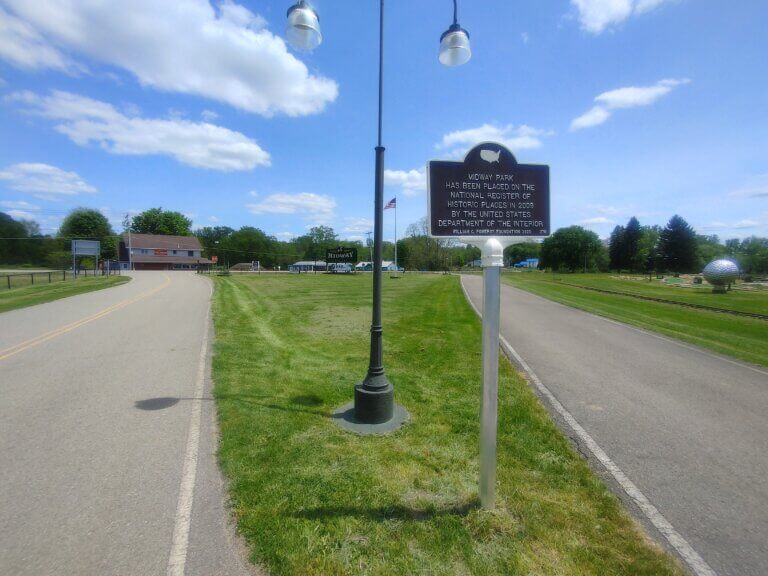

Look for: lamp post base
[354,380,394,423]
[332,395,409,435]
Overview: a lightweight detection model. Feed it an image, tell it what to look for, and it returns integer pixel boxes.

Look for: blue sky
[0,0,766,242]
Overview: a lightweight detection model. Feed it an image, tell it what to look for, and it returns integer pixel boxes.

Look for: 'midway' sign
[326,247,358,264]
[428,143,550,238]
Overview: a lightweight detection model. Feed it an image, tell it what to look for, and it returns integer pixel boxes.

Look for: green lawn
[502,272,768,367]
[0,275,130,313]
[212,273,683,576]
[520,272,768,315]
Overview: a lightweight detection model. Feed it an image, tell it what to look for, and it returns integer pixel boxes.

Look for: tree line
[0,207,193,268]
[533,214,767,274]
[1,207,766,274]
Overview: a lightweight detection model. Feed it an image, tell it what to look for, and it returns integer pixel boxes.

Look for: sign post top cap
[462,142,518,167]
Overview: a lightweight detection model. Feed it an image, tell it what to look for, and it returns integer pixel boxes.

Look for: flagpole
[394,199,397,273]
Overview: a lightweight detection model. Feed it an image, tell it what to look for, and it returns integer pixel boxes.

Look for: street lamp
[285,0,322,51]
[287,0,471,426]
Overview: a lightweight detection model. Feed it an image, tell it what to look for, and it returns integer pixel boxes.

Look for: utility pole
[366,231,373,267]
[124,213,133,271]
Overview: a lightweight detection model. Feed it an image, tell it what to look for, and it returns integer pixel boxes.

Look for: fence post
[31,273,34,285]
[7,275,10,290]
[49,272,52,283]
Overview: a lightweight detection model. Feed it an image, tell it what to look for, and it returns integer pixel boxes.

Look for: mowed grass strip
[0,275,130,313]
[521,272,768,315]
[502,273,768,368]
[213,273,683,576]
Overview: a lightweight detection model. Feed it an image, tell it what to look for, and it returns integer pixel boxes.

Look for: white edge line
[459,275,718,576]
[167,280,213,576]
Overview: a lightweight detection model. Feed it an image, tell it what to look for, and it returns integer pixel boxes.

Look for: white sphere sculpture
[702,259,739,293]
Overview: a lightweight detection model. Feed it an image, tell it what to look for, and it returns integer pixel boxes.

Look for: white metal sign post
[480,238,502,507]
[428,143,550,509]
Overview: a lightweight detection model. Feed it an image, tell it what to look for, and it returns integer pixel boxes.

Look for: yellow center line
[0,274,172,362]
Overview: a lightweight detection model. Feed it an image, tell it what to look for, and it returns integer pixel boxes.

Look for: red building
[119,233,211,270]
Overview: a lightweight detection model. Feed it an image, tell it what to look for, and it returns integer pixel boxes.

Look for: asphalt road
[461,274,768,576]
[0,272,255,576]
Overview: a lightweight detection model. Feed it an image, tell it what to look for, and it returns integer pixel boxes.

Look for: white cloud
[384,168,427,196]
[274,231,296,240]
[521,32,530,44]
[208,215,220,222]
[96,206,131,230]
[0,163,96,196]
[635,0,670,14]
[246,192,336,223]
[570,106,612,130]
[571,79,689,130]
[580,216,615,225]
[571,0,674,34]
[1,199,43,221]
[596,78,690,108]
[10,90,271,171]
[438,123,552,156]
[0,199,40,210]
[201,110,219,122]
[385,123,551,195]
[0,0,338,116]
[343,217,373,234]
[6,209,38,220]
[0,0,337,117]
[0,7,81,72]
[734,219,760,229]
[729,175,768,198]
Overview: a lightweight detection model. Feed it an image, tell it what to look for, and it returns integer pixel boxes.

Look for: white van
[328,263,353,274]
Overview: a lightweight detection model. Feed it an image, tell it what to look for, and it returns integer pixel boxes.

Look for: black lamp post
[287,0,471,425]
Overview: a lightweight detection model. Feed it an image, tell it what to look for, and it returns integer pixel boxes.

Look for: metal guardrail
[0,268,121,291]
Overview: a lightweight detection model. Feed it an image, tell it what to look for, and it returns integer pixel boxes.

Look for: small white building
[289,261,326,273]
[355,261,399,271]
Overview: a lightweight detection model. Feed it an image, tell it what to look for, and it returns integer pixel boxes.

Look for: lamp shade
[286,1,322,51]
[439,24,471,67]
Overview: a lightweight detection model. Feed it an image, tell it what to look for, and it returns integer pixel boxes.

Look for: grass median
[0,275,130,313]
[212,273,683,576]
[502,272,768,367]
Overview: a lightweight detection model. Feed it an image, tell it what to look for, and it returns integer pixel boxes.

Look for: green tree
[0,212,30,264]
[608,225,625,270]
[59,208,116,259]
[638,225,661,272]
[696,234,727,269]
[131,208,192,236]
[195,226,235,258]
[402,218,441,270]
[658,215,698,272]
[225,227,280,268]
[294,226,339,261]
[504,242,540,266]
[731,236,768,274]
[624,217,643,271]
[539,226,605,272]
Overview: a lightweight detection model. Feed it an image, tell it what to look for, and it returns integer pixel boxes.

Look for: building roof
[290,261,326,266]
[355,261,395,267]
[123,233,202,250]
[131,255,212,264]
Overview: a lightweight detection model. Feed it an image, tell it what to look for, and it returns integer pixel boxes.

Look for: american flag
[384,197,396,209]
